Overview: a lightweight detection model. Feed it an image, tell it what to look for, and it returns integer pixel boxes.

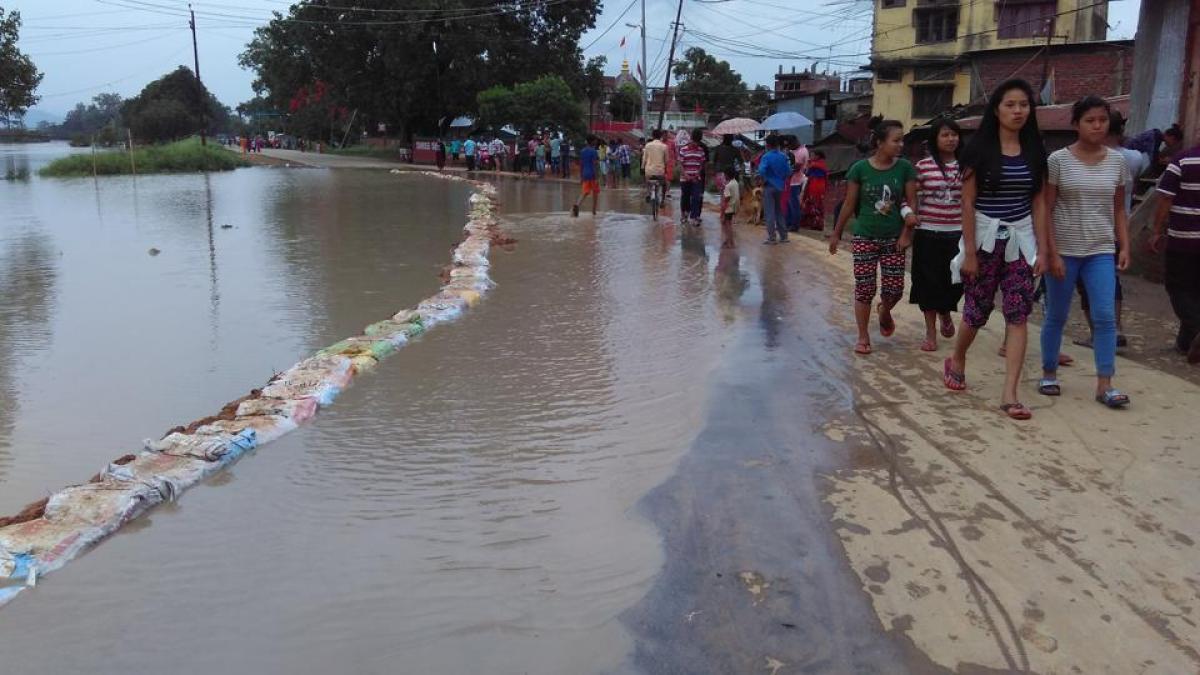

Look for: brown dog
[745,184,764,227]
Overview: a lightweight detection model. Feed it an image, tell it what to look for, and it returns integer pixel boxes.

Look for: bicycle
[646,175,666,220]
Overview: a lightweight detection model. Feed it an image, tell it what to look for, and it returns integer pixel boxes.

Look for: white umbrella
[761,111,814,130]
[449,116,475,128]
[712,117,762,135]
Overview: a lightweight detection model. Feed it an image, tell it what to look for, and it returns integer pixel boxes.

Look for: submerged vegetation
[39,138,247,177]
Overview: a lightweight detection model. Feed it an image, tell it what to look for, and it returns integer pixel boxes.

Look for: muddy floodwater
[0,147,748,673]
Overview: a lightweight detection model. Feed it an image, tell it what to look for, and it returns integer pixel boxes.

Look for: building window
[881,0,906,7]
[876,67,902,82]
[915,8,958,43]
[913,65,956,82]
[912,85,954,119]
[997,1,1055,39]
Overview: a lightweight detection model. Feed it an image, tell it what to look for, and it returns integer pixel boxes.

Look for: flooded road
[0,158,744,673]
[3,146,1198,674]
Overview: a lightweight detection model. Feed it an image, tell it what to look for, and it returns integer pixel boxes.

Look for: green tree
[122,67,228,143]
[0,7,42,127]
[746,84,773,120]
[608,82,641,123]
[672,47,747,122]
[239,0,600,140]
[60,92,125,142]
[511,75,583,134]
[476,85,515,132]
[582,55,607,127]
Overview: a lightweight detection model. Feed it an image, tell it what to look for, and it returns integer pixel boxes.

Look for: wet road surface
[2,148,1198,674]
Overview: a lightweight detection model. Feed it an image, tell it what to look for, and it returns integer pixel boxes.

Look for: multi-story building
[869,0,1111,129]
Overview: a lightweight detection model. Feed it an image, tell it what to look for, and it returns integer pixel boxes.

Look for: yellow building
[870,0,1111,129]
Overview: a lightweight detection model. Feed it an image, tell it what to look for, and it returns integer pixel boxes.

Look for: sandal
[920,338,937,352]
[1000,402,1033,420]
[1095,389,1130,408]
[854,342,872,355]
[1058,353,1074,366]
[939,314,955,338]
[1037,378,1061,396]
[878,303,896,337]
[943,357,966,391]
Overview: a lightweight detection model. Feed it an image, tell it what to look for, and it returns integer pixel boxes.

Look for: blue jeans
[762,184,787,241]
[1041,254,1117,377]
[786,184,802,230]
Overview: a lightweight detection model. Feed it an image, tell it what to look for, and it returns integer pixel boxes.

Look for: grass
[39,137,249,178]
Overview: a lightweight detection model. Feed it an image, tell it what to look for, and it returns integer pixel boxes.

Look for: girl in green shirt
[828,119,919,355]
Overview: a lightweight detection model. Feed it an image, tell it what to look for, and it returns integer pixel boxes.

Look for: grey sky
[12,0,1140,118]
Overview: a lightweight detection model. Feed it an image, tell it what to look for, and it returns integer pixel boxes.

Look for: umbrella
[761,111,814,130]
[449,116,475,128]
[712,117,762,135]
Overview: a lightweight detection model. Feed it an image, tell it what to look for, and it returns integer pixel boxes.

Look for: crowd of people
[825,77,1197,421]
[431,133,636,182]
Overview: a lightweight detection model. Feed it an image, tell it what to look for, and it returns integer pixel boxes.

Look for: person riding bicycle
[642,129,669,205]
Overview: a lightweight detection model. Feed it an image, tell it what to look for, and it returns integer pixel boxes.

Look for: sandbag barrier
[0,171,503,608]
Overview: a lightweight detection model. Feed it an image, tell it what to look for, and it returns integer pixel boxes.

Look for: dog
[745,181,764,227]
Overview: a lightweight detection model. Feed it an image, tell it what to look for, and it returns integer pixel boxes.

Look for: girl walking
[828,119,919,355]
[910,118,965,351]
[1038,96,1131,408]
[945,79,1049,421]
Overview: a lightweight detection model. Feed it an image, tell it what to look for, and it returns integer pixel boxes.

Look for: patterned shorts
[852,236,905,304]
[961,245,1035,328]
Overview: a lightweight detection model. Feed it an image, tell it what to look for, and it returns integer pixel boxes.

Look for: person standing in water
[828,119,919,355]
[572,136,601,218]
[1038,96,1131,408]
[910,118,965,352]
[944,80,1049,421]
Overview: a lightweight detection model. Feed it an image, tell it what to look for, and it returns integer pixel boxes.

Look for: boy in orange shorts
[572,136,601,217]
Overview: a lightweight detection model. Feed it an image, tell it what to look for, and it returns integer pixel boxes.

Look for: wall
[971,43,1133,105]
[873,67,971,130]
[1126,0,1188,135]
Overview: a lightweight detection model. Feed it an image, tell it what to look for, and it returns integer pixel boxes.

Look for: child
[572,136,601,217]
[828,118,919,355]
[721,167,740,248]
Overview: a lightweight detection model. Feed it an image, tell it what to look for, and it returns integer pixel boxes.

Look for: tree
[59,92,126,143]
[671,47,747,122]
[0,7,43,128]
[608,82,641,123]
[239,0,601,140]
[122,67,228,143]
[582,55,607,127]
[746,85,773,121]
[476,85,514,132]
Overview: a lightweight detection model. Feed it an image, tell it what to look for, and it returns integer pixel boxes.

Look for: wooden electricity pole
[656,0,684,131]
[189,4,207,146]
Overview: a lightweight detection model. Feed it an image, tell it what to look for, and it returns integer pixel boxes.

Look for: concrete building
[773,66,857,144]
[1127,0,1200,141]
[869,0,1111,129]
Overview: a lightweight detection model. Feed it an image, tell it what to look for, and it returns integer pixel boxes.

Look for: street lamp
[626,9,649,139]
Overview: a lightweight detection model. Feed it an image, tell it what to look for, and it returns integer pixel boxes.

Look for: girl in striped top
[1039,96,1131,408]
[944,79,1050,421]
[910,118,965,352]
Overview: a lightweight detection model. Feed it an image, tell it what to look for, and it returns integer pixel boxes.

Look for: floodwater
[0,147,759,673]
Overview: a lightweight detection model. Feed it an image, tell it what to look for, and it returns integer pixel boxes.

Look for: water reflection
[0,229,59,478]
[758,251,791,349]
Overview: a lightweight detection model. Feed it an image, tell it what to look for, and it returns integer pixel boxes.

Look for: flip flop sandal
[1095,389,1130,408]
[1072,337,1094,349]
[940,315,956,338]
[854,342,872,355]
[1000,402,1032,420]
[920,339,937,352]
[997,346,1006,358]
[943,358,966,391]
[1037,378,1061,396]
[1058,353,1074,366]
[877,303,896,337]
[1116,334,1129,348]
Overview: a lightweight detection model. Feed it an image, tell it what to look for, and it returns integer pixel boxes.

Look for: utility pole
[189,4,207,146]
[656,0,684,132]
[1039,18,1054,104]
[640,0,648,139]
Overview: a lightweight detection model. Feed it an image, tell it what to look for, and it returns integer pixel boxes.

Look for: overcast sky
[12,0,1141,118]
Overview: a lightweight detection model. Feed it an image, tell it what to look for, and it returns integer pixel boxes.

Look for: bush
[39,137,248,177]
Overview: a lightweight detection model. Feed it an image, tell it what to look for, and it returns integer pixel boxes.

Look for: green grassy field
[40,137,249,177]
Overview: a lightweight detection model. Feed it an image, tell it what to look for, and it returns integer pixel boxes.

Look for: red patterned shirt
[915,156,963,233]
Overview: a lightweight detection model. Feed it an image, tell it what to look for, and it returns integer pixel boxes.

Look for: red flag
[636,62,643,80]
[620,36,626,48]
